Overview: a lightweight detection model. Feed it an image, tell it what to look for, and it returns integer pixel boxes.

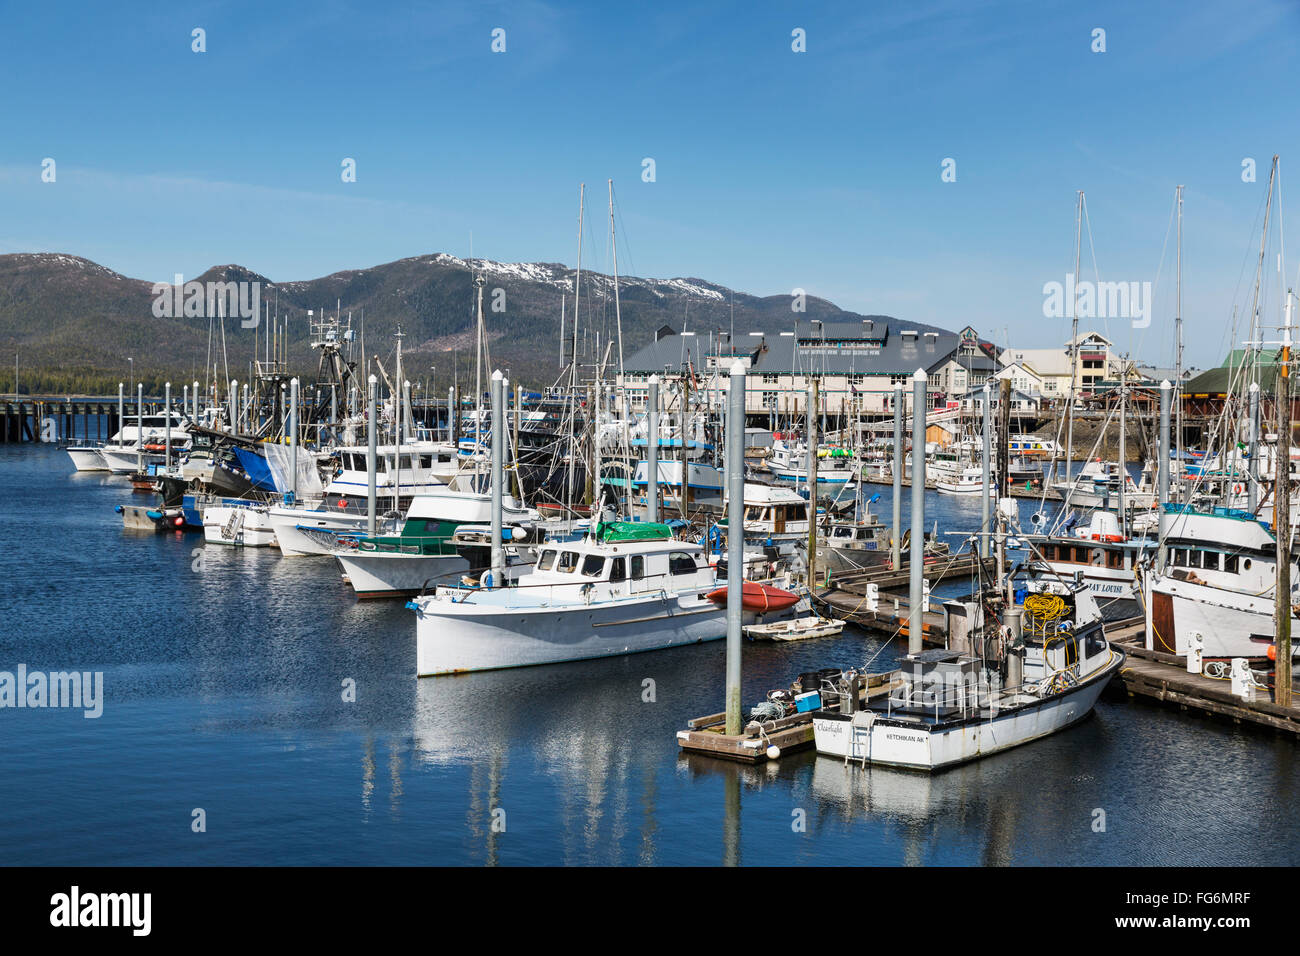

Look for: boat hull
[67,447,108,471]
[202,506,278,547]
[811,652,1123,770]
[269,507,373,556]
[335,550,470,598]
[412,589,796,675]
[1147,575,1297,658]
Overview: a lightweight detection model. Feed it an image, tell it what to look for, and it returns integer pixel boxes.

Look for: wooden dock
[812,553,995,643]
[677,674,900,762]
[676,710,816,763]
[1106,619,1300,736]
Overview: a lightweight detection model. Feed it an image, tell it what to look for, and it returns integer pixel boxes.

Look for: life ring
[337,498,349,509]
[1232,483,1244,495]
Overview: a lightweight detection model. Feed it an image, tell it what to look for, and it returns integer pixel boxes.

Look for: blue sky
[1,0,1297,368]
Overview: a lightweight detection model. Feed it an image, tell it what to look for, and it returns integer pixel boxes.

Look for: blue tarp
[232,446,279,492]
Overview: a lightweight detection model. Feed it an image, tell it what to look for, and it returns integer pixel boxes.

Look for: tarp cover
[260,443,326,497]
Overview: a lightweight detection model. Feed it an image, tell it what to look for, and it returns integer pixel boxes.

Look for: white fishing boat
[767,440,856,485]
[333,487,535,598]
[631,459,724,511]
[1144,506,1300,660]
[811,579,1124,770]
[407,521,802,675]
[1023,511,1151,601]
[267,505,378,556]
[935,465,996,496]
[322,439,458,509]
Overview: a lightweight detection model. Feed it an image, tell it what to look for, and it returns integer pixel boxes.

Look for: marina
[0,1,1294,897]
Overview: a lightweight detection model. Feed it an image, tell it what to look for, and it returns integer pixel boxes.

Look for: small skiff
[744,616,845,642]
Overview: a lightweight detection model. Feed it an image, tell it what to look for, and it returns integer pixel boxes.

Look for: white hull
[101,447,164,474]
[202,506,278,547]
[812,654,1122,770]
[413,590,785,675]
[268,507,374,556]
[1148,575,1298,658]
[936,481,995,496]
[335,550,469,598]
[67,447,108,471]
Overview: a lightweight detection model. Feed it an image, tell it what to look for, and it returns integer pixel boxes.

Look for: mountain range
[0,251,921,395]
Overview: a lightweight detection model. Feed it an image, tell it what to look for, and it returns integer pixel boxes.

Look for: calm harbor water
[1,443,1296,866]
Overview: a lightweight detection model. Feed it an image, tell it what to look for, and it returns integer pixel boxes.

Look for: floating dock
[676,674,899,763]
[813,553,996,643]
[1106,618,1300,736]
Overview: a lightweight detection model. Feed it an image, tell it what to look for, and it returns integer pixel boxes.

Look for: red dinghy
[706,581,801,613]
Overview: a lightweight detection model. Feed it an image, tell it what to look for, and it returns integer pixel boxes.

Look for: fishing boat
[1144,505,1300,660]
[333,488,534,597]
[935,465,996,496]
[1023,511,1152,601]
[631,459,725,513]
[406,520,802,675]
[322,440,458,510]
[810,578,1124,770]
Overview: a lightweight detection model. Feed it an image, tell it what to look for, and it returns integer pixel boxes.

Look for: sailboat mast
[1065,190,1083,485]
[1278,288,1294,707]
[609,179,624,380]
[1174,185,1184,488]
[566,184,585,514]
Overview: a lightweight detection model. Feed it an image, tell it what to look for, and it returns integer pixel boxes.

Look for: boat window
[1223,554,1239,574]
[745,506,762,522]
[581,555,605,577]
[536,549,556,571]
[609,557,626,582]
[669,552,697,575]
[438,454,452,463]
[630,555,645,579]
[1243,558,1252,571]
[374,457,387,473]
[400,455,413,470]
[419,455,433,469]
[557,551,578,573]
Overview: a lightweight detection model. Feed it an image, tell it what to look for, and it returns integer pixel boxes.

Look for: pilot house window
[669,552,697,575]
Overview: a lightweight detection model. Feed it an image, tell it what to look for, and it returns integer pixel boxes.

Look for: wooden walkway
[1106,620,1300,736]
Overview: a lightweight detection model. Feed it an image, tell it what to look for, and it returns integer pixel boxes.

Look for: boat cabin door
[773,507,785,534]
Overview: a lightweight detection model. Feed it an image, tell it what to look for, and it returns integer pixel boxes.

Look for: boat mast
[566,184,585,517]
[474,273,486,485]
[1064,190,1083,487]
[1174,185,1184,491]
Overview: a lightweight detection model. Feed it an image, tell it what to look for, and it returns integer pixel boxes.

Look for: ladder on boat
[221,508,246,545]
